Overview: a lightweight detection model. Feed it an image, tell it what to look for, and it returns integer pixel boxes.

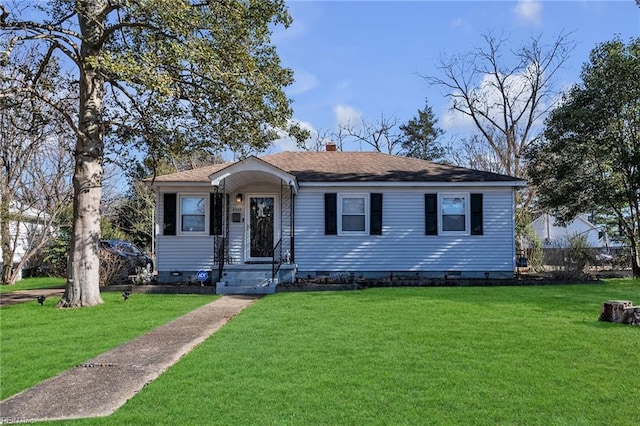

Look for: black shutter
[370,193,383,235]
[324,193,337,235]
[210,193,223,236]
[163,193,177,236]
[471,193,483,235]
[425,194,438,235]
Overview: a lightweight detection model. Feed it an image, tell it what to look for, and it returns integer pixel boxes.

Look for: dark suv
[100,240,153,274]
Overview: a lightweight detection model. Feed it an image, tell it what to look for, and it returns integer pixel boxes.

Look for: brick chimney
[326,142,337,152]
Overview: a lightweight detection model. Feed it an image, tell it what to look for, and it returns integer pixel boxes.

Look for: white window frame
[438,192,470,236]
[179,194,208,235]
[338,193,369,236]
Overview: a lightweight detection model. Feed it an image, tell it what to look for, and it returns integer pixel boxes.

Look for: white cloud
[288,69,319,95]
[441,64,549,132]
[334,104,362,128]
[268,119,317,153]
[271,135,302,153]
[514,0,542,26]
[441,105,474,131]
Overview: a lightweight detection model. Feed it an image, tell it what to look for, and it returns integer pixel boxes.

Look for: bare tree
[443,135,504,174]
[338,114,404,154]
[1,133,74,285]
[425,31,574,177]
[298,128,334,152]
[1,47,74,285]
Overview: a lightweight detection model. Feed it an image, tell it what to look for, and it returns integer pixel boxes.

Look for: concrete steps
[216,265,276,294]
[215,280,277,295]
[215,263,296,295]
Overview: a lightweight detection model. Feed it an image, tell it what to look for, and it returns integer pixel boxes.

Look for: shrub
[520,225,544,271]
[99,250,132,286]
[566,233,596,271]
[133,267,154,285]
[41,230,71,278]
[546,233,597,280]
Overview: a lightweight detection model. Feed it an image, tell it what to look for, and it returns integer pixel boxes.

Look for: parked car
[100,240,153,274]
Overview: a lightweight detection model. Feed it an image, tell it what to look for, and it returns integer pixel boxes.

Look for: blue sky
[268,0,640,152]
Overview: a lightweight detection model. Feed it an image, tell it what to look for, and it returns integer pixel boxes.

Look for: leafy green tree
[526,37,640,277]
[399,99,444,161]
[1,0,303,306]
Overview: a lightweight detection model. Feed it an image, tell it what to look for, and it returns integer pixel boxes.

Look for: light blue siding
[156,190,215,271]
[157,236,215,270]
[155,185,518,278]
[294,187,515,276]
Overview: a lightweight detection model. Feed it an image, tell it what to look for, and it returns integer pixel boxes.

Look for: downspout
[152,191,155,269]
[546,213,550,241]
[291,185,295,263]
[512,187,517,273]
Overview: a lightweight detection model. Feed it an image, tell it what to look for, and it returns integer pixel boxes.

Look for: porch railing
[272,238,283,281]
[215,237,225,281]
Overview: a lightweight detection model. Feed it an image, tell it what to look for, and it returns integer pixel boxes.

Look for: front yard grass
[69,279,639,425]
[0,277,66,293]
[0,292,217,399]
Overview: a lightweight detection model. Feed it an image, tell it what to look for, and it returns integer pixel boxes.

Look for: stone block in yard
[599,300,639,326]
[627,307,640,326]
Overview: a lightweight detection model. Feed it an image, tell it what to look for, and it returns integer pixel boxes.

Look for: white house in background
[148,147,527,294]
[531,213,605,248]
[0,205,48,281]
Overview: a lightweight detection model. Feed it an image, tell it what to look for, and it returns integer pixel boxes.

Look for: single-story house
[148,148,526,293]
[530,213,612,249]
[528,213,625,265]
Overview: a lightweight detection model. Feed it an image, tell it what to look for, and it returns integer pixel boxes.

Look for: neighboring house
[530,213,610,249]
[0,205,48,282]
[148,148,526,294]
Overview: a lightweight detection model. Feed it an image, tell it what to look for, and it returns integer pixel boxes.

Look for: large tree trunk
[58,150,104,307]
[58,1,106,307]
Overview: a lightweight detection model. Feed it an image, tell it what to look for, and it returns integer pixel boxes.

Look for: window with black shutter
[324,193,337,235]
[370,193,383,235]
[210,193,223,236]
[163,193,177,236]
[424,194,438,235]
[470,193,483,235]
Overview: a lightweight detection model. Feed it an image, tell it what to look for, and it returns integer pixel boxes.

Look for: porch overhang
[208,156,299,194]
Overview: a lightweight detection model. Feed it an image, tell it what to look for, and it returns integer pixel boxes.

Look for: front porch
[210,157,299,294]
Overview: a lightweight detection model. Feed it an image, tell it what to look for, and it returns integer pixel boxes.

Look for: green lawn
[57,279,639,426]
[0,291,217,399]
[0,277,66,293]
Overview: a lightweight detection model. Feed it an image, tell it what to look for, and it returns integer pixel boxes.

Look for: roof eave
[146,181,218,189]
[209,156,299,193]
[300,181,527,188]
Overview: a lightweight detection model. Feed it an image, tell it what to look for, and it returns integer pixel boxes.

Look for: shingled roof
[149,151,525,184]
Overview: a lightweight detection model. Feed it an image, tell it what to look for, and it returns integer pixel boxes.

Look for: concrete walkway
[0,295,259,423]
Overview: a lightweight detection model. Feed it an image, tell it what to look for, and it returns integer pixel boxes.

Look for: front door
[247,195,276,261]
